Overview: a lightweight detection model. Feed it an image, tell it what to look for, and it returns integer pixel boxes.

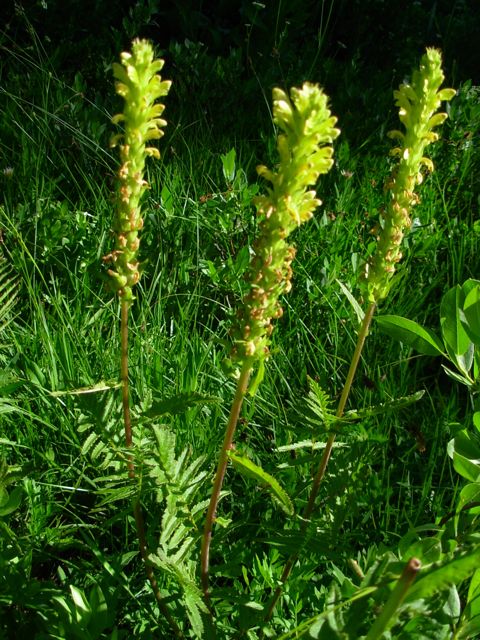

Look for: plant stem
[262,302,377,626]
[305,302,377,517]
[365,557,421,640]
[201,361,252,602]
[121,301,134,478]
[120,301,184,639]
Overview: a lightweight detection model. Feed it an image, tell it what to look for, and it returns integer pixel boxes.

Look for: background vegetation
[0,1,479,637]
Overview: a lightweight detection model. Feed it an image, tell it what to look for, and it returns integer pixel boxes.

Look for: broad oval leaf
[440,285,471,358]
[462,282,480,347]
[70,585,92,623]
[0,486,23,517]
[402,537,442,564]
[448,431,480,482]
[442,584,461,622]
[456,483,480,516]
[227,450,294,516]
[376,315,444,356]
[474,412,480,434]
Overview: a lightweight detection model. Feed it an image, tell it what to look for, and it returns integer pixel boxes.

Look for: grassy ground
[0,17,479,639]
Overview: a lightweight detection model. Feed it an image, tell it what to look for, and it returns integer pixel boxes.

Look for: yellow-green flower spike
[104,39,171,304]
[365,48,455,303]
[230,83,339,368]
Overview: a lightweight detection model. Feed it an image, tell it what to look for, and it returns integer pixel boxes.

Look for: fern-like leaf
[76,391,124,471]
[146,391,221,418]
[150,549,207,638]
[303,376,337,431]
[0,255,19,339]
[147,425,210,637]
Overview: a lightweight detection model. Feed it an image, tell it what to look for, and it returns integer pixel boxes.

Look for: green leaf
[448,431,480,482]
[441,365,474,388]
[227,450,294,516]
[221,148,236,183]
[70,584,92,626]
[460,280,480,344]
[0,257,19,335]
[276,585,378,639]
[161,184,174,216]
[466,568,480,618]
[146,391,221,418]
[81,432,100,456]
[442,584,461,622]
[456,483,480,515]
[248,360,265,397]
[474,412,480,435]
[276,440,348,452]
[49,380,121,397]
[376,315,444,356]
[440,285,471,358]
[401,537,442,564]
[0,486,22,517]
[88,585,111,636]
[405,546,480,602]
[301,376,337,430]
[456,615,480,640]
[344,390,425,420]
[336,278,365,324]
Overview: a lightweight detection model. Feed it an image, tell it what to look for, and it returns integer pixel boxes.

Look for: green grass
[0,29,479,640]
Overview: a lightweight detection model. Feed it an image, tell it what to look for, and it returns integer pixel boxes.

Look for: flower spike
[365,48,455,303]
[230,83,339,368]
[104,39,171,305]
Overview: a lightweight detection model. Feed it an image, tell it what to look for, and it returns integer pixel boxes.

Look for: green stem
[262,302,377,627]
[305,302,377,516]
[201,361,252,602]
[365,557,421,640]
[120,301,184,639]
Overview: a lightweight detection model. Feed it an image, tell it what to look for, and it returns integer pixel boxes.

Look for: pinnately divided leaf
[0,256,19,337]
[146,391,221,418]
[344,390,425,420]
[149,549,207,638]
[227,450,294,516]
[147,425,212,636]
